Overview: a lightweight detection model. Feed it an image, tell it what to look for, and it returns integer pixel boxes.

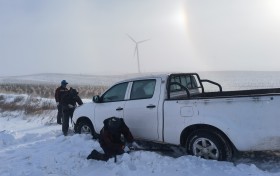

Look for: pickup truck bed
[196,88,280,98]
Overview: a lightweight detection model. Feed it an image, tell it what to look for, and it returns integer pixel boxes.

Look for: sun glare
[171,6,188,31]
[266,0,280,19]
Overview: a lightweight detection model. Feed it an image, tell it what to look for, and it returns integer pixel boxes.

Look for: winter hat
[61,80,68,86]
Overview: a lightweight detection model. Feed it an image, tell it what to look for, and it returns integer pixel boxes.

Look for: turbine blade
[126,34,137,43]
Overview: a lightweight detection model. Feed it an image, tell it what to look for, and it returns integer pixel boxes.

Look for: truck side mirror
[92,95,101,103]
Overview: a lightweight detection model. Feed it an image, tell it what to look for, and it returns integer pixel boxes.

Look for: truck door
[123,78,161,140]
[94,82,129,132]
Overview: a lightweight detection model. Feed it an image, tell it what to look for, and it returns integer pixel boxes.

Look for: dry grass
[0,83,107,99]
[0,83,108,116]
[0,95,56,115]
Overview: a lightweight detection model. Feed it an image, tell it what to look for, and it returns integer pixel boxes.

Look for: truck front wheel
[76,120,94,135]
[185,129,233,161]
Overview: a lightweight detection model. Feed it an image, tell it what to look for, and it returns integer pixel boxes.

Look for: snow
[2,71,280,90]
[0,115,280,176]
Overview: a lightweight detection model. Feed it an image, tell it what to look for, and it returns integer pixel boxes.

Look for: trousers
[56,104,63,124]
[62,108,74,136]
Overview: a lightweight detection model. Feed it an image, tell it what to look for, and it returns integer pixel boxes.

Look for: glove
[68,104,74,108]
[127,142,138,150]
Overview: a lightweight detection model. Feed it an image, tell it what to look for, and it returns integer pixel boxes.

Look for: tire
[76,120,94,135]
[185,129,233,161]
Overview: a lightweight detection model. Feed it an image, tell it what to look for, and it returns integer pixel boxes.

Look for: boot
[87,150,109,161]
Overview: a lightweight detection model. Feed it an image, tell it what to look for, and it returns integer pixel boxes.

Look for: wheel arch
[180,124,237,153]
[74,116,96,134]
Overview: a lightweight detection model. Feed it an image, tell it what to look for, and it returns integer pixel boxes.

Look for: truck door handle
[146,105,156,109]
[116,107,123,111]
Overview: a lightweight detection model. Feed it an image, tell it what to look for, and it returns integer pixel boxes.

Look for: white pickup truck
[72,73,280,161]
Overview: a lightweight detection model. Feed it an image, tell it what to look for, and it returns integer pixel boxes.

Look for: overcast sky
[1,0,280,76]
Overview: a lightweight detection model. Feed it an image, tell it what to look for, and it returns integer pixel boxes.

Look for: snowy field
[1,116,280,176]
[2,71,280,89]
[0,95,280,176]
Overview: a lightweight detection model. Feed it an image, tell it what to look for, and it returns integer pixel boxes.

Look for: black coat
[55,86,68,103]
[61,89,83,113]
[99,117,134,156]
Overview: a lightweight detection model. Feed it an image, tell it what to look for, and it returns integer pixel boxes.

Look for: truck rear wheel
[185,129,233,161]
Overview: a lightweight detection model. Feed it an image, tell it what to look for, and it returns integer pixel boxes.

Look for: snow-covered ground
[1,117,280,176]
[0,96,280,176]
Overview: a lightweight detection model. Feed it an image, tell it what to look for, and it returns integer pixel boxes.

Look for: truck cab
[74,75,167,141]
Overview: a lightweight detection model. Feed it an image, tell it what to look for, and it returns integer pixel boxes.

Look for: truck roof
[115,72,198,84]
[116,73,170,84]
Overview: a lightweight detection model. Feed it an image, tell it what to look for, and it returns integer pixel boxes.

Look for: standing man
[61,88,83,136]
[55,80,68,124]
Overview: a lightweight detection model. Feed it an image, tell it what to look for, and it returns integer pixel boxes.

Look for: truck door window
[130,80,156,100]
[102,82,128,102]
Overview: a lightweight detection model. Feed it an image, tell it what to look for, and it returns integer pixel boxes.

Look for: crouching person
[61,88,83,136]
[87,117,136,161]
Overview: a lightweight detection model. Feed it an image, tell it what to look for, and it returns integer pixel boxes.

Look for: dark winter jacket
[55,86,68,103]
[61,88,83,112]
[99,117,134,156]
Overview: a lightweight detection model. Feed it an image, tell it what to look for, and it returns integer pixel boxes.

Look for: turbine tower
[127,34,150,73]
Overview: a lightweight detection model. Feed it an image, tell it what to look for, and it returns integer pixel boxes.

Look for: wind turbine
[127,34,150,73]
